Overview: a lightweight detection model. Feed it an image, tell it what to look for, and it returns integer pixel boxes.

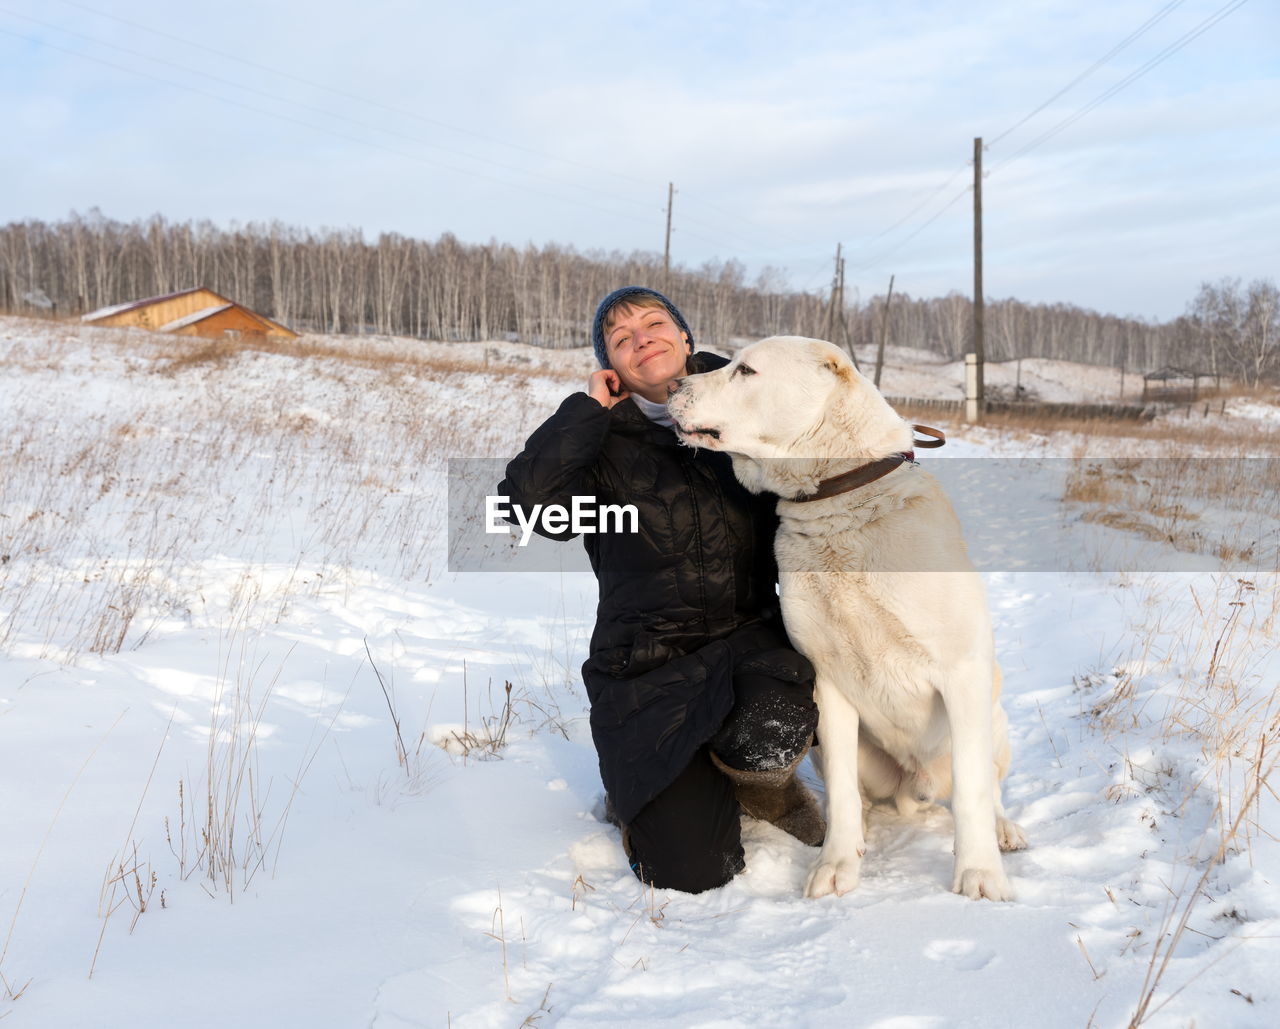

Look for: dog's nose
[667,380,683,397]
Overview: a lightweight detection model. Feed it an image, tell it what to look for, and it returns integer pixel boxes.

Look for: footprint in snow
[922,939,995,971]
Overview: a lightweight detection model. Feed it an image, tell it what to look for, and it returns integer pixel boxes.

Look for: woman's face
[604,303,691,402]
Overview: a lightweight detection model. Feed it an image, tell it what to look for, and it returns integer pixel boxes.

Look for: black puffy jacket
[498,352,811,823]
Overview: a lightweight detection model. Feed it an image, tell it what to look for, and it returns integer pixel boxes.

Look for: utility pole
[874,274,894,388]
[971,136,985,420]
[822,243,840,341]
[836,253,850,363]
[663,182,674,292]
[825,247,859,368]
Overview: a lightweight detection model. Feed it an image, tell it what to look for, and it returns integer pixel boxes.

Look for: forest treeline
[2,212,1276,382]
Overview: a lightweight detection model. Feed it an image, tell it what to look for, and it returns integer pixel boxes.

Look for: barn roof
[79,286,298,338]
[82,286,221,323]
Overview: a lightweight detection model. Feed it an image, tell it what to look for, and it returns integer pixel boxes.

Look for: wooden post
[873,274,894,388]
[823,243,841,342]
[663,182,674,292]
[973,137,985,419]
[965,353,980,422]
[836,253,859,367]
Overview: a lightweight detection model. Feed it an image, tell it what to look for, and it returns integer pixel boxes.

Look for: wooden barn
[81,287,298,340]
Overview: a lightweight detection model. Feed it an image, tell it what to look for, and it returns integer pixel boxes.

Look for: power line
[799,254,839,292]
[3,21,839,283]
[0,6,664,217]
[678,188,817,251]
[0,21,805,265]
[987,0,1188,148]
[0,26,665,232]
[833,161,972,286]
[992,0,1250,173]
[846,184,973,276]
[845,0,1249,281]
[674,205,800,255]
[44,0,820,266]
[52,0,657,192]
[860,162,973,247]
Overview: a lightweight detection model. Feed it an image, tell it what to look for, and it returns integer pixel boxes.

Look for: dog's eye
[734,364,757,377]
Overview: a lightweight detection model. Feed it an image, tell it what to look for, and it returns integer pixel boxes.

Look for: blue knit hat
[591,286,695,369]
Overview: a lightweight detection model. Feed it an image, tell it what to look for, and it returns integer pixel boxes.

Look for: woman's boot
[710,749,825,846]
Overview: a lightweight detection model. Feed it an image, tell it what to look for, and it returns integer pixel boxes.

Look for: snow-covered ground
[861,344,1136,404]
[2,316,1278,1028]
[719,339,1145,404]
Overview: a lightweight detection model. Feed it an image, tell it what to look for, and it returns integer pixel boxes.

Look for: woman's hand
[588,369,630,409]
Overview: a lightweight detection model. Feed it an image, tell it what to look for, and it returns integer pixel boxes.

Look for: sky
[1,0,1276,321]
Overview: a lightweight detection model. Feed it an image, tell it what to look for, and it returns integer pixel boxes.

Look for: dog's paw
[805,851,863,898]
[952,865,1014,901]
[996,816,1027,852]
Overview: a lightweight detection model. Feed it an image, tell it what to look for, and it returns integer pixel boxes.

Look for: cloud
[0,0,1275,319]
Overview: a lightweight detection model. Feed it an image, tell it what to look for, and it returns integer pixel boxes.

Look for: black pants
[624,669,818,893]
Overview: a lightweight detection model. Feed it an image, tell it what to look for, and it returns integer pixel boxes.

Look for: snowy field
[2,315,1278,1029]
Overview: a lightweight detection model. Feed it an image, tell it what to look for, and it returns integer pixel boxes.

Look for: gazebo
[1141,366,1210,403]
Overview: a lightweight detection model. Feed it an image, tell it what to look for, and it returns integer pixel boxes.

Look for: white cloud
[0,0,1275,318]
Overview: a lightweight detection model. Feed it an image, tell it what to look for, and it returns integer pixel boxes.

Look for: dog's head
[669,336,909,466]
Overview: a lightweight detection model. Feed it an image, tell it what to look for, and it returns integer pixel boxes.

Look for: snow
[80,299,140,322]
[868,346,1133,404]
[717,341,1144,404]
[2,315,1278,1028]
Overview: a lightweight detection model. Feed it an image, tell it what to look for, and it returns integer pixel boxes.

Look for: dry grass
[1062,456,1279,567]
[92,708,174,977]
[1056,411,1280,1019]
[165,625,341,899]
[897,390,1280,454]
[484,886,515,1003]
[1084,574,1280,1023]
[75,604,362,983]
[1092,577,1279,834]
[899,397,1280,570]
[435,672,519,761]
[0,314,581,993]
[361,639,451,800]
[151,329,583,384]
[0,316,547,661]
[1127,738,1277,1028]
[519,984,555,1027]
[2,712,125,999]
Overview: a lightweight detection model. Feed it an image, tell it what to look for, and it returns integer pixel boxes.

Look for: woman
[499,286,822,893]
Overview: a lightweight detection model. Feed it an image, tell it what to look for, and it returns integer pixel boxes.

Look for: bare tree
[1189,277,1280,386]
[3,212,1268,381]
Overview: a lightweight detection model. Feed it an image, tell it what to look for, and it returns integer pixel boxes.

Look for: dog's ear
[817,345,855,382]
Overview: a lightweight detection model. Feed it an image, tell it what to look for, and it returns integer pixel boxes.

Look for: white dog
[668,336,1026,901]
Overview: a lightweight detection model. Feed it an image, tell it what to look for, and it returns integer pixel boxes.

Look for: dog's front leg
[805,677,866,898]
[944,664,1013,901]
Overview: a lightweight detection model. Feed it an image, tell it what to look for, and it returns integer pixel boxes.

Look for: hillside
[1,315,1278,1028]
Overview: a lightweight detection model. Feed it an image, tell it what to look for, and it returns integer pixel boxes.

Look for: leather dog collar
[789,424,945,503]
